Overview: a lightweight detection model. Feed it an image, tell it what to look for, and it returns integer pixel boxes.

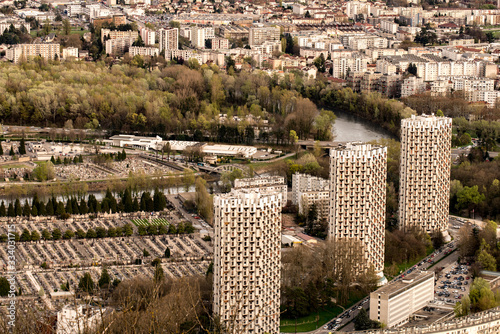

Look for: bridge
[198,164,252,175]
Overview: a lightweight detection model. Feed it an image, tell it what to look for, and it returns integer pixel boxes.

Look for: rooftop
[371,270,434,299]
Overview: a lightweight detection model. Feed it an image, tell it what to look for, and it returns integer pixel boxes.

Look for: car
[357,305,362,310]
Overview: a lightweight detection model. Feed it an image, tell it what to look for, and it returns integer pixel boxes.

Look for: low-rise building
[6,43,60,63]
[369,271,434,328]
[129,46,159,57]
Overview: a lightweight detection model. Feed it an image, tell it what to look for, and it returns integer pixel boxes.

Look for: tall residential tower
[399,114,452,234]
[159,28,178,59]
[213,188,281,334]
[329,143,387,276]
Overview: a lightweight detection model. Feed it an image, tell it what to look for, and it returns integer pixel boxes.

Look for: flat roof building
[329,143,387,276]
[213,189,281,334]
[234,176,287,207]
[399,115,452,234]
[370,271,434,328]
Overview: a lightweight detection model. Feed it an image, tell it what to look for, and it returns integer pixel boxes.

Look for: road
[166,194,213,232]
[310,216,466,334]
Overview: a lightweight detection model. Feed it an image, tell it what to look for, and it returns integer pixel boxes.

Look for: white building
[211,37,230,50]
[139,27,156,46]
[56,304,103,334]
[329,143,387,276]
[213,189,281,334]
[129,46,159,57]
[6,43,60,63]
[400,76,426,98]
[62,47,78,59]
[249,25,280,46]
[191,26,206,49]
[105,134,162,150]
[399,115,452,234]
[292,173,329,218]
[105,37,134,56]
[234,176,287,207]
[369,271,434,328]
[159,28,179,58]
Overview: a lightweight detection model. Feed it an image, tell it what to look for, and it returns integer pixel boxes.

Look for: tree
[436,109,444,117]
[19,137,26,155]
[154,264,164,283]
[456,185,485,215]
[469,277,499,312]
[289,130,299,157]
[62,19,71,35]
[86,228,97,238]
[151,258,161,267]
[79,272,94,293]
[99,267,111,288]
[20,228,31,242]
[164,247,171,258]
[354,308,380,330]
[182,169,196,192]
[52,228,62,240]
[431,231,445,250]
[33,162,55,181]
[143,248,150,257]
[42,229,51,240]
[31,230,40,242]
[132,35,145,47]
[0,277,9,296]
[195,177,213,224]
[313,53,326,73]
[63,229,74,239]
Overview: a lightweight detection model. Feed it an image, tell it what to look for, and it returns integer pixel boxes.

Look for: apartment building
[329,143,387,276]
[400,76,426,98]
[380,20,399,34]
[6,43,60,63]
[62,47,78,59]
[360,72,383,93]
[191,26,206,48]
[399,115,452,234]
[234,176,287,207]
[101,29,138,43]
[249,25,280,46]
[292,173,329,218]
[105,38,134,56]
[129,46,159,57]
[139,27,156,46]
[378,74,402,98]
[0,22,30,35]
[370,271,434,328]
[211,37,229,50]
[332,56,368,79]
[220,25,249,39]
[159,28,179,58]
[213,189,281,334]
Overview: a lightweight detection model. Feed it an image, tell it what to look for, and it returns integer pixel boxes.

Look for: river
[1,112,391,204]
[332,109,395,142]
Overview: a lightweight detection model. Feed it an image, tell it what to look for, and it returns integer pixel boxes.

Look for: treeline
[0,62,335,143]
[1,220,194,243]
[0,188,168,219]
[281,240,378,319]
[451,154,500,221]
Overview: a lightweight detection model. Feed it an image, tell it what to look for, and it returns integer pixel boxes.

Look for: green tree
[78,272,94,293]
[0,277,9,296]
[164,247,171,258]
[456,185,485,214]
[19,137,26,155]
[20,228,31,242]
[42,229,51,240]
[86,228,96,238]
[52,228,62,240]
[62,19,71,35]
[143,248,150,257]
[31,230,40,242]
[63,229,75,240]
[98,267,111,288]
[195,177,213,224]
[289,129,299,157]
[354,308,381,330]
[182,169,196,192]
[154,263,164,283]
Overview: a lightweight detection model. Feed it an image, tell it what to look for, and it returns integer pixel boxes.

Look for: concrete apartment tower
[329,143,387,277]
[399,114,452,235]
[213,188,281,334]
[158,28,178,59]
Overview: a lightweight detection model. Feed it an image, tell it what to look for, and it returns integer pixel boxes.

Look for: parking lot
[434,260,471,306]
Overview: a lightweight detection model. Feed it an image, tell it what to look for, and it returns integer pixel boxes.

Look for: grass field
[132,218,169,227]
[280,292,365,332]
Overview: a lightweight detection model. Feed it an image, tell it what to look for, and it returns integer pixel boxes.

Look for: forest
[0,61,336,143]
